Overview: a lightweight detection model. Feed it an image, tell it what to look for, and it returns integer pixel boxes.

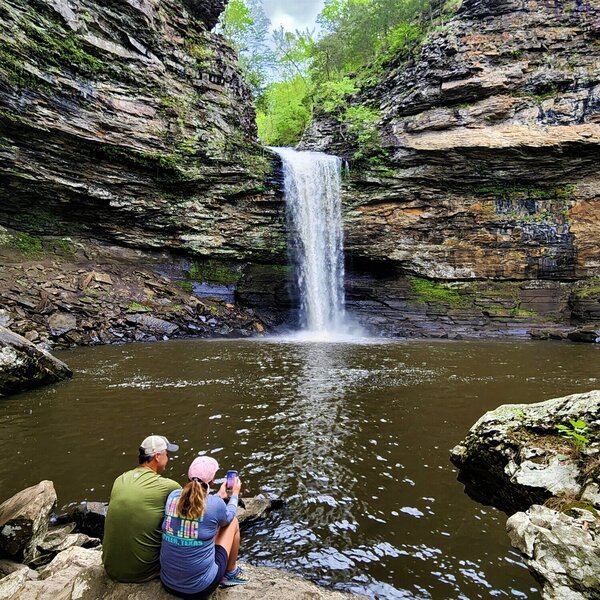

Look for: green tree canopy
[219,0,457,147]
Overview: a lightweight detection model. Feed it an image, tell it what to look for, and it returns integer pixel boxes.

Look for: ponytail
[176,478,207,520]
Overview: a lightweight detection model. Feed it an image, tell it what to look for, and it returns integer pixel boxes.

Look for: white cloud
[263,0,325,32]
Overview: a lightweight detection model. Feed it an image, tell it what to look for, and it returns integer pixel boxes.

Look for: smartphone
[226,470,238,496]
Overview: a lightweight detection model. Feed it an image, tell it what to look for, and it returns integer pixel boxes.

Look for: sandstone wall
[302,0,600,281]
[298,0,600,336]
[0,0,286,261]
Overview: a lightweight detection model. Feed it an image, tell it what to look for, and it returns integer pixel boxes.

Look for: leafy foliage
[556,419,590,449]
[256,76,311,146]
[217,0,274,95]
[219,0,458,147]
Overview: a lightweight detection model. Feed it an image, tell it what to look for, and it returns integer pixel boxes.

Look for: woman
[160,456,249,598]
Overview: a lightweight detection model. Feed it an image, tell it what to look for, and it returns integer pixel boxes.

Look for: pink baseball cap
[188,456,219,483]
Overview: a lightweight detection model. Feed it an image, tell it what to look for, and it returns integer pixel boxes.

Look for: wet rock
[450,390,600,514]
[48,313,77,337]
[0,326,72,396]
[237,496,281,527]
[125,314,179,335]
[0,481,57,564]
[567,328,600,343]
[506,505,600,600]
[65,503,108,540]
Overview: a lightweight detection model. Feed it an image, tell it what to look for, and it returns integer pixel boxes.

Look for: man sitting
[102,435,181,582]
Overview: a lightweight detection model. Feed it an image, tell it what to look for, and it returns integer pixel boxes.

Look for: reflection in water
[276,344,359,552]
[2,339,596,598]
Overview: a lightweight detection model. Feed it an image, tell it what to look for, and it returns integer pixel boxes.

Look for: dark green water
[1,338,599,598]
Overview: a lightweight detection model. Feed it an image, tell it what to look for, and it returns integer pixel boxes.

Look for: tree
[217,0,274,95]
[256,75,311,146]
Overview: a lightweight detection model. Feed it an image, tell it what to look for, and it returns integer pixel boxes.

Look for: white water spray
[271,147,351,338]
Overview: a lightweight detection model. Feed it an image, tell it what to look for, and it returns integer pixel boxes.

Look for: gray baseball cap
[140,435,179,455]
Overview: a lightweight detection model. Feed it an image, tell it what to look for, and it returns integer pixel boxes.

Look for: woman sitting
[160,456,249,599]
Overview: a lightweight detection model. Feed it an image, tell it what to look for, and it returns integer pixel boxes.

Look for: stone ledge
[1,546,359,600]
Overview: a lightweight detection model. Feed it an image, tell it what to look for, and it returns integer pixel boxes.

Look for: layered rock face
[302,0,600,337]
[0,0,285,261]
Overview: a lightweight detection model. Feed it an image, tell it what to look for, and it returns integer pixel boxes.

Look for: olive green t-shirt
[102,467,180,583]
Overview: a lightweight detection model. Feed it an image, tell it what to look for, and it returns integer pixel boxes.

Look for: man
[102,435,181,582]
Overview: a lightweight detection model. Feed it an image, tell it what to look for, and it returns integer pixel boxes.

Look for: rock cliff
[2,0,600,341]
[0,0,285,261]
[301,0,600,338]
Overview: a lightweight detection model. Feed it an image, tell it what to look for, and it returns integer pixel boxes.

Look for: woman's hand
[216,481,228,499]
[232,475,242,496]
[216,476,242,498]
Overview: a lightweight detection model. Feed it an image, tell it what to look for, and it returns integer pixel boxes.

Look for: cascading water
[270,147,349,338]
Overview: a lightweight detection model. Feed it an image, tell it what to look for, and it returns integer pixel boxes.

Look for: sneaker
[220,565,250,587]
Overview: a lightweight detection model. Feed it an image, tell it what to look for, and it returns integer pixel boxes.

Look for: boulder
[450,390,600,514]
[0,326,72,396]
[47,313,77,337]
[0,481,57,564]
[507,505,600,600]
[237,496,282,527]
[124,314,178,336]
[452,390,600,600]
[5,546,357,599]
[567,328,600,343]
[65,503,108,540]
[0,559,38,579]
[35,523,100,565]
[0,566,36,599]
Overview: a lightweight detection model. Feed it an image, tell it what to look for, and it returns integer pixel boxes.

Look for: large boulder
[507,505,600,600]
[0,327,72,396]
[3,546,357,599]
[451,390,600,600]
[450,390,600,514]
[0,481,57,564]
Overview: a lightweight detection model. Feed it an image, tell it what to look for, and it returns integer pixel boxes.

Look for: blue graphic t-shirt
[160,489,238,593]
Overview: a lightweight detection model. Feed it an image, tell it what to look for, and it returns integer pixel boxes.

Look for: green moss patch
[408,276,470,308]
[10,232,43,256]
[187,260,241,285]
[572,280,600,300]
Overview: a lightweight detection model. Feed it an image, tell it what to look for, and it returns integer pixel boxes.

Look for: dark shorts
[161,545,228,600]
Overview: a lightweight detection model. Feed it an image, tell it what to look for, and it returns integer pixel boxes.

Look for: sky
[262,0,325,32]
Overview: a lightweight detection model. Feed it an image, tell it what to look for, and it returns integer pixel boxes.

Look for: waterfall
[270,147,348,337]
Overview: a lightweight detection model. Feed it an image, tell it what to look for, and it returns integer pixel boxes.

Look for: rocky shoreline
[451,390,600,600]
[0,481,358,600]
[0,231,268,353]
